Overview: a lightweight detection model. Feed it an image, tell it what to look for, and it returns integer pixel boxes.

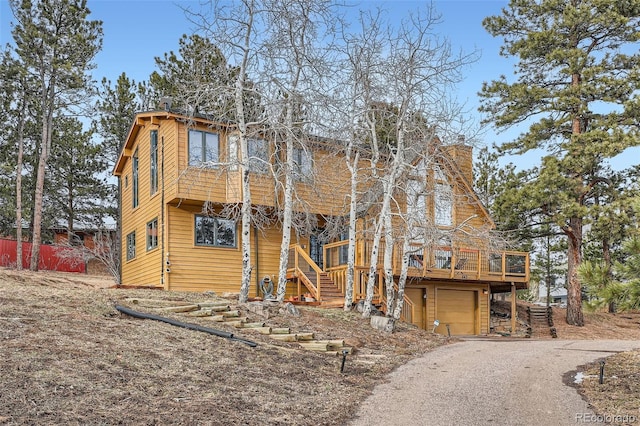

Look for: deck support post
[510,282,516,333]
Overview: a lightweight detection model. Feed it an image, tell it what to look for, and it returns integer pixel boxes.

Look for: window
[228,135,238,171]
[292,146,312,179]
[189,129,219,166]
[146,218,158,251]
[150,130,158,194]
[126,231,136,261]
[406,178,426,220]
[434,166,452,226]
[195,215,236,248]
[248,138,269,173]
[132,149,139,208]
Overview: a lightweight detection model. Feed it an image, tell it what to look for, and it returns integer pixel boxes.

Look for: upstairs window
[189,129,219,167]
[292,146,312,179]
[248,138,269,173]
[434,166,453,226]
[132,149,139,208]
[194,215,236,248]
[150,130,158,194]
[406,178,426,221]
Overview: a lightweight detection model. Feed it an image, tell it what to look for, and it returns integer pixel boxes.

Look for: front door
[309,233,324,269]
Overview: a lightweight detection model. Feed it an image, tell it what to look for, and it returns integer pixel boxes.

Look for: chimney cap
[159,97,172,111]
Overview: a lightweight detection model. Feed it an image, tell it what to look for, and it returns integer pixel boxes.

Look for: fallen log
[220,310,241,318]
[114,304,257,347]
[206,305,231,312]
[269,334,298,342]
[298,341,329,351]
[313,339,345,350]
[187,309,213,317]
[238,322,266,328]
[159,304,200,313]
[294,332,314,341]
[205,315,225,322]
[244,326,272,334]
[224,317,247,324]
[271,327,291,334]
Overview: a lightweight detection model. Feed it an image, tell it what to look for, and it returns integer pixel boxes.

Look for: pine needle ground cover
[0,268,445,425]
[574,350,640,426]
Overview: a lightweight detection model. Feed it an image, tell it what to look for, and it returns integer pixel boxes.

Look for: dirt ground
[1,268,639,425]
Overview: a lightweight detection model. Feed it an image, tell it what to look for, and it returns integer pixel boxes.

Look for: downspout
[160,135,166,289]
[254,225,259,297]
[118,177,122,285]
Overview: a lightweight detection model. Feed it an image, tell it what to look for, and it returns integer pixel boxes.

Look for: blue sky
[1,0,638,170]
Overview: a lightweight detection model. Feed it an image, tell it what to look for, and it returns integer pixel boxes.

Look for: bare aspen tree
[356,5,477,320]
[258,0,337,301]
[182,0,268,303]
[335,10,387,311]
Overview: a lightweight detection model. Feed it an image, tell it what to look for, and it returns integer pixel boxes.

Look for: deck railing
[325,240,529,283]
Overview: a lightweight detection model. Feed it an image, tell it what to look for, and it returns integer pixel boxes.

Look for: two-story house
[114,109,529,335]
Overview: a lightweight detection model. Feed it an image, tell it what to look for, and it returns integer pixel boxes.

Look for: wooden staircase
[315,272,345,306]
[528,306,557,338]
[287,245,346,307]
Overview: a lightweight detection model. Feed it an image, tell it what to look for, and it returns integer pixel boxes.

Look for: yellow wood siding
[165,204,242,293]
[120,124,164,287]
[423,283,489,335]
[161,120,179,202]
[163,204,291,295]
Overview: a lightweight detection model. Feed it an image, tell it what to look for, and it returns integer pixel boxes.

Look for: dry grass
[2,268,639,425]
[0,268,447,425]
[574,350,640,425]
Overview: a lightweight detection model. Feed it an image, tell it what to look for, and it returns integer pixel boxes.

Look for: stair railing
[288,244,324,300]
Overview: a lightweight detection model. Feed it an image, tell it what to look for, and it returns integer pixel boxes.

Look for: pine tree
[9,0,103,270]
[480,0,640,326]
[48,116,109,236]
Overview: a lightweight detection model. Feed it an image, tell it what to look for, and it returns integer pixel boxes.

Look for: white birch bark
[234,6,256,304]
[383,206,395,315]
[343,149,359,310]
[276,122,296,301]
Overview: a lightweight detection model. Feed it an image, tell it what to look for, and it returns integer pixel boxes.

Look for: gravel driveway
[350,339,640,426]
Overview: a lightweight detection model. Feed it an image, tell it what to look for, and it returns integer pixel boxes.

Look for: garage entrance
[435,289,477,335]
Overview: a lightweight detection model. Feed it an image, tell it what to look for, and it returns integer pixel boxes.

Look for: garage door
[436,289,477,335]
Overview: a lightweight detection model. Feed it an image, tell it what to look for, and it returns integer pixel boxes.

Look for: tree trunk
[30,136,48,271]
[344,151,359,310]
[383,211,395,315]
[15,99,26,271]
[30,84,55,271]
[276,125,296,302]
[565,216,584,326]
[602,237,616,313]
